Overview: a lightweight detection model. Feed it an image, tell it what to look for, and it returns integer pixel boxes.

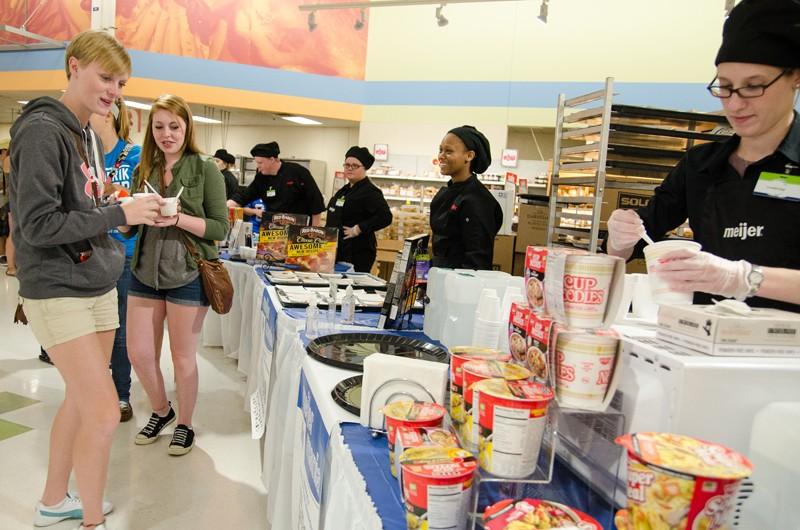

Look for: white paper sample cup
[562,254,615,329]
[160,197,179,216]
[133,192,158,200]
[555,331,618,409]
[643,240,702,305]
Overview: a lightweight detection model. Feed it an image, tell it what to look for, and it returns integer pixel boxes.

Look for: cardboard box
[599,187,655,231]
[492,235,515,273]
[515,200,549,252]
[657,304,800,356]
[512,252,525,277]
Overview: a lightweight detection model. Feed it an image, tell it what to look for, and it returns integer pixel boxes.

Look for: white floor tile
[0,270,268,530]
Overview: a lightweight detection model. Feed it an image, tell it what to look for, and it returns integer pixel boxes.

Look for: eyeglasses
[707,69,791,99]
[342,163,363,170]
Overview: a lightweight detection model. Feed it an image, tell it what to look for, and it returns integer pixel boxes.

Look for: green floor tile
[0,418,33,441]
[0,391,40,414]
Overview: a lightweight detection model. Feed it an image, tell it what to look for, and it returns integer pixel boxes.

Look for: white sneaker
[34,492,113,527]
[77,524,107,530]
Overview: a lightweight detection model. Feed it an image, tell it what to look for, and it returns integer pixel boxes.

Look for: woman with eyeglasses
[607,0,800,312]
[325,146,392,272]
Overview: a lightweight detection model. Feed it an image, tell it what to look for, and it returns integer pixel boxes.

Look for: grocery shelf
[382,195,433,203]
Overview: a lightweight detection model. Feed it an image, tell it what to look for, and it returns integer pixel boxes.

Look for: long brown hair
[113,97,132,144]
[135,94,201,191]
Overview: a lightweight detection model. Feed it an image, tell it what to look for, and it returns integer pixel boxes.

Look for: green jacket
[130,153,228,272]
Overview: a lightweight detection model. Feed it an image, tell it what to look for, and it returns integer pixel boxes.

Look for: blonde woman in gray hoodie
[10,31,162,530]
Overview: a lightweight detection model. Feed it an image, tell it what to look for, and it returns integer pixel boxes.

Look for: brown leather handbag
[180,231,234,314]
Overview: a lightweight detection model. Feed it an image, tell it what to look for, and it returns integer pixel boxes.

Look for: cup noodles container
[392,426,460,478]
[554,328,619,410]
[449,347,511,426]
[508,303,532,364]
[461,360,530,449]
[526,312,553,382]
[615,433,753,530]
[562,254,615,329]
[472,378,553,478]
[382,401,446,477]
[643,240,703,306]
[399,446,477,530]
[483,498,602,530]
[524,246,548,312]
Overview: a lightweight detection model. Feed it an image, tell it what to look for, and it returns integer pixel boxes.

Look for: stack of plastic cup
[471,288,503,349]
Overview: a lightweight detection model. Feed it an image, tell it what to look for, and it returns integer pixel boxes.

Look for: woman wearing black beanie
[607,0,800,312]
[429,125,503,270]
[325,146,393,272]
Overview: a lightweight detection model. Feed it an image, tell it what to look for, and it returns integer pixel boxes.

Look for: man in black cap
[325,146,393,272]
[227,141,326,225]
[607,0,800,312]
[429,125,503,270]
[213,148,240,200]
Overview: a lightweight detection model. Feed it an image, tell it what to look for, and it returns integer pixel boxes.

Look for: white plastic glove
[651,247,750,300]
[607,209,645,253]
[342,225,361,239]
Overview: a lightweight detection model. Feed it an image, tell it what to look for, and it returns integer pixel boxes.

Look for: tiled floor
[0,269,268,529]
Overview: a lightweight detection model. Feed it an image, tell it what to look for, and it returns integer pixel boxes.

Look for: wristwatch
[746,263,764,298]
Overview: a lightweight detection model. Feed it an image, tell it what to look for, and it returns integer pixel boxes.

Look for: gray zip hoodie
[9,97,127,299]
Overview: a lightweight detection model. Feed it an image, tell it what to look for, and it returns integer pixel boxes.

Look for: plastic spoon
[175,186,185,200]
[641,229,655,246]
[143,180,161,196]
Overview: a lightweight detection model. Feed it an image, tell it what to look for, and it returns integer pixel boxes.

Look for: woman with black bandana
[607,0,800,312]
[429,125,503,270]
[325,146,393,272]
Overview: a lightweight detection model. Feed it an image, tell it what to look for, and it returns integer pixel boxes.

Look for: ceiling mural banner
[0,0,90,44]
[115,0,368,80]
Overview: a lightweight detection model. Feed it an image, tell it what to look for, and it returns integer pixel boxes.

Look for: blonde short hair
[64,30,131,80]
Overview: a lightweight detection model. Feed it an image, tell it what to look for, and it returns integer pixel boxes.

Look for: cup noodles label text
[564,274,606,305]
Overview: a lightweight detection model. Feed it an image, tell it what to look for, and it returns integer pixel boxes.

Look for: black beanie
[715,0,800,67]
[344,145,375,170]
[213,149,236,165]
[250,142,280,158]
[448,125,492,174]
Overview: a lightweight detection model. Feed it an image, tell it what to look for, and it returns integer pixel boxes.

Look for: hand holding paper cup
[160,197,179,216]
[643,240,702,305]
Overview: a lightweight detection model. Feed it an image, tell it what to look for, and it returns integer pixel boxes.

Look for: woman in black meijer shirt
[325,146,392,272]
[607,0,800,313]
[429,125,503,270]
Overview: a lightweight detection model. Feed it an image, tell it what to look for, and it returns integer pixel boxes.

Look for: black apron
[699,162,800,313]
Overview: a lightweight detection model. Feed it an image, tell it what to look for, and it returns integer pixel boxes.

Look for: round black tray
[331,375,362,416]
[306,332,448,372]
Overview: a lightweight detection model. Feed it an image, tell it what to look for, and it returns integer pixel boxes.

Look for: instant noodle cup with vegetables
[449,347,511,426]
[392,426,460,478]
[615,432,753,530]
[382,401,446,476]
[400,446,477,530]
[472,378,553,478]
[461,360,530,449]
[483,498,602,530]
[524,246,548,312]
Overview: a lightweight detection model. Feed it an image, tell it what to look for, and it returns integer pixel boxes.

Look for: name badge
[266,188,277,198]
[753,171,800,201]
[335,197,345,207]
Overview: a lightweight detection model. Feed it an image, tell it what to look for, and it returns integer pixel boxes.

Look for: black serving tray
[331,375,362,416]
[306,332,448,372]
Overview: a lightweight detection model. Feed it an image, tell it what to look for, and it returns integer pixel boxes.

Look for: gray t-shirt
[133,225,198,290]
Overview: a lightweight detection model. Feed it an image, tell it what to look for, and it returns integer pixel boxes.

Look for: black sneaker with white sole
[134,404,176,445]
[168,424,195,456]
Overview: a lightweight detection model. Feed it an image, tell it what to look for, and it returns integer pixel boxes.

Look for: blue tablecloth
[340,423,618,530]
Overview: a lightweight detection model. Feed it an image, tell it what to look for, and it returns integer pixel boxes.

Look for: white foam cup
[643,240,702,305]
[160,197,179,216]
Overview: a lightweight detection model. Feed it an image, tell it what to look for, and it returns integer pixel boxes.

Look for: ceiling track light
[308,11,317,31]
[354,8,366,30]
[436,4,448,26]
[537,0,548,24]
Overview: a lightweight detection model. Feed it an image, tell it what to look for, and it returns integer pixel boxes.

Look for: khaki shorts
[21,289,119,350]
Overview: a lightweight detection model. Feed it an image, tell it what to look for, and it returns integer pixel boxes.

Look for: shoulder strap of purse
[179,230,204,265]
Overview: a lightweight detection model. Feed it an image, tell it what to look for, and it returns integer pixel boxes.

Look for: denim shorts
[129,274,209,307]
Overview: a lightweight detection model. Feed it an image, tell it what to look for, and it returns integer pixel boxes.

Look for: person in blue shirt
[90,97,142,423]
